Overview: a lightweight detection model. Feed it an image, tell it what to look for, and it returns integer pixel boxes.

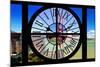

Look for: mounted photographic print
[10,0,95,66]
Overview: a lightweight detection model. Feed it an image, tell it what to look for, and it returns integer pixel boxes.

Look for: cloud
[87,30,95,38]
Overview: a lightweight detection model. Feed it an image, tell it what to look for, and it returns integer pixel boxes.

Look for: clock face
[29,7,81,60]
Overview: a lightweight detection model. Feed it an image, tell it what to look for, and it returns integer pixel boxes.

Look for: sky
[28,5,43,22]
[87,8,95,38]
[11,4,95,38]
[11,4,22,33]
[70,7,82,22]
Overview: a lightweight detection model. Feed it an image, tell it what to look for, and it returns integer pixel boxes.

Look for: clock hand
[46,27,54,33]
[64,20,75,32]
[63,24,72,32]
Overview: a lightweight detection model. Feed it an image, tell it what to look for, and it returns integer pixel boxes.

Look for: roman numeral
[38,44,44,51]
[39,15,49,26]
[50,8,56,23]
[57,50,64,59]
[57,9,63,23]
[60,49,64,58]
[58,45,64,58]
[65,20,76,32]
[54,51,56,59]
[44,12,49,19]
[52,8,55,17]
[61,9,64,17]
[57,50,60,58]
[64,39,77,52]
[35,20,43,27]
[64,15,73,25]
[40,42,49,53]
[64,45,70,54]
[63,11,67,18]
[62,49,67,55]
[32,37,46,42]
[69,39,77,51]
[57,9,61,17]
[51,45,55,58]
[70,39,77,47]
[64,11,70,20]
[43,48,49,56]
[67,45,74,51]
[32,27,46,31]
[35,40,43,47]
[68,20,75,27]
